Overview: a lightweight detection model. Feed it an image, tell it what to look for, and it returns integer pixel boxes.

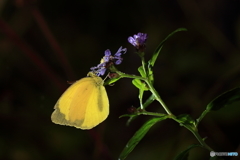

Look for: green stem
[116,71,173,116]
[145,79,173,115]
[140,111,167,117]
[172,117,213,151]
[139,89,144,109]
[187,128,213,151]
[116,71,213,152]
[116,71,214,152]
[116,71,145,80]
[196,109,210,127]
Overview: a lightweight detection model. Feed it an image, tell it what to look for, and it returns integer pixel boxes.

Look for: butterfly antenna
[103,73,109,81]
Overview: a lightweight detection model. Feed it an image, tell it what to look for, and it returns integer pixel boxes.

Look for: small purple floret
[128,33,148,50]
[90,46,127,76]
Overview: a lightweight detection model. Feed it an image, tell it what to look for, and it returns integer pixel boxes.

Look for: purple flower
[90,46,127,76]
[90,63,107,76]
[128,33,148,50]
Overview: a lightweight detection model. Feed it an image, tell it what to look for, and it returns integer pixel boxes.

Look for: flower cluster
[128,33,148,51]
[90,46,127,76]
[91,32,148,76]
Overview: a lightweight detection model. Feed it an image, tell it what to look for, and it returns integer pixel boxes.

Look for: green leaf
[104,76,121,85]
[174,144,202,160]
[206,87,240,111]
[148,28,187,67]
[119,114,136,118]
[148,45,163,68]
[119,116,168,160]
[138,66,146,77]
[132,79,149,91]
[196,87,240,126]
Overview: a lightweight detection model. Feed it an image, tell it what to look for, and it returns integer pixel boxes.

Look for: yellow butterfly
[51,72,109,130]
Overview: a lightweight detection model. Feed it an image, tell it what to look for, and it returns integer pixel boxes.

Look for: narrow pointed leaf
[132,79,149,91]
[148,45,163,67]
[138,66,146,77]
[148,28,187,67]
[206,87,240,111]
[119,116,168,160]
[104,76,121,85]
[174,144,202,160]
[197,87,240,126]
[119,114,136,118]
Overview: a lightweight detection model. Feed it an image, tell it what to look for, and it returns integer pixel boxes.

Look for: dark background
[0,0,240,160]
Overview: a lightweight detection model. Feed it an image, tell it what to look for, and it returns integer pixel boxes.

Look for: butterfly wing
[51,76,109,129]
